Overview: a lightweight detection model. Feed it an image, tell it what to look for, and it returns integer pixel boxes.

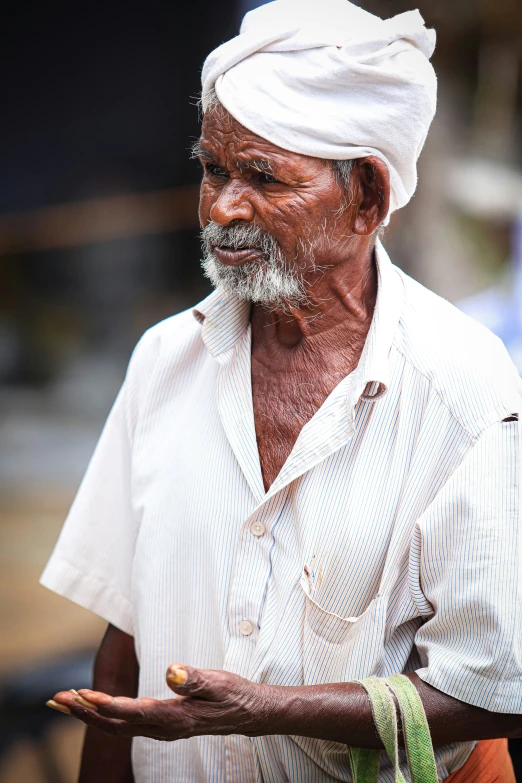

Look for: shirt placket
[224,489,289,676]
[212,315,371,682]
[212,325,286,782]
[209,324,268,677]
[215,326,265,505]
[222,388,367,681]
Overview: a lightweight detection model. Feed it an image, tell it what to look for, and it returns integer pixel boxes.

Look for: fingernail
[75,696,98,711]
[167,666,188,686]
[46,699,71,715]
[69,689,79,695]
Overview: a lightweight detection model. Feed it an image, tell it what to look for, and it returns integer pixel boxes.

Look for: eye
[258,172,278,185]
[205,163,228,179]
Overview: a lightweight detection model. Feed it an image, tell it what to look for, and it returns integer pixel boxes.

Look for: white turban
[202,0,437,216]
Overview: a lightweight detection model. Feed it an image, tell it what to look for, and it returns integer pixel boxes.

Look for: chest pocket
[300,560,388,685]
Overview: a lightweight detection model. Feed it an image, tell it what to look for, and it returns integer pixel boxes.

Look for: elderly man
[42,1,521,781]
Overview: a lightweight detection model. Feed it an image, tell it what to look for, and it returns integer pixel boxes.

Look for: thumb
[166,664,227,701]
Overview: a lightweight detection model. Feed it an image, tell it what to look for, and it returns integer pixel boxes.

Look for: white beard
[200,221,307,309]
[201,253,305,307]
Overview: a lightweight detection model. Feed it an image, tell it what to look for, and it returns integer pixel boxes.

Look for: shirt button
[250,521,266,537]
[239,619,254,636]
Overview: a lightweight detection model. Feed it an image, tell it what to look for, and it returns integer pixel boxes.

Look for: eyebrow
[191,140,276,175]
[241,158,275,175]
[190,140,215,161]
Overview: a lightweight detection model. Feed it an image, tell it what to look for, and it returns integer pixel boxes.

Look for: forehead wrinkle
[200,120,324,184]
[201,115,300,174]
[217,130,282,173]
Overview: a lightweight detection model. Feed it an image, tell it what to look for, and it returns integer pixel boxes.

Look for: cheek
[261,195,322,251]
[198,183,217,227]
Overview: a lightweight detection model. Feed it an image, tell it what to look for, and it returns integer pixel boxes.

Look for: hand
[47,664,276,741]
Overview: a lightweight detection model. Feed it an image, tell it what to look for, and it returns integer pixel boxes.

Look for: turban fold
[202,0,437,216]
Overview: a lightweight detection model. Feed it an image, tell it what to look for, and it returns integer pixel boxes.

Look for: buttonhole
[503,413,518,422]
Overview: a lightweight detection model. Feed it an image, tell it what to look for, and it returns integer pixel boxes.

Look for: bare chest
[251,360,352,491]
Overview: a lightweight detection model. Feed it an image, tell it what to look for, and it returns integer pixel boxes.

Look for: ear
[352,156,390,235]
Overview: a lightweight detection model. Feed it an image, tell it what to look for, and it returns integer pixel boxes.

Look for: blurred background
[1,0,521,780]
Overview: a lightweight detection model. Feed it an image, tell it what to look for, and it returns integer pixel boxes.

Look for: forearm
[50,661,522,756]
[80,728,134,783]
[79,625,139,783]
[260,674,522,748]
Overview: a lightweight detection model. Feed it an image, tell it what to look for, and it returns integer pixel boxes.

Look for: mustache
[200,221,279,255]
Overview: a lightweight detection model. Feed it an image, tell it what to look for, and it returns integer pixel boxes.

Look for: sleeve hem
[416,666,522,715]
[40,555,134,636]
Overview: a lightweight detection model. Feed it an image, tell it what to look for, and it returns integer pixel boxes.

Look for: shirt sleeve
[40,332,155,636]
[412,419,521,713]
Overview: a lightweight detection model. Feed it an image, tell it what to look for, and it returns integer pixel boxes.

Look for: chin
[202,253,306,310]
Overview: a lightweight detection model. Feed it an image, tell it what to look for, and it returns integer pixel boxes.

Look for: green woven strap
[352,677,406,783]
[347,746,381,783]
[348,676,438,783]
[386,675,438,783]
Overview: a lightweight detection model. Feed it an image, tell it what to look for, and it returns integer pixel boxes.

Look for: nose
[209,180,254,226]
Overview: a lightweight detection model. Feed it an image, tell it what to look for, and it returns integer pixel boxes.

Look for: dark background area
[2,2,236,212]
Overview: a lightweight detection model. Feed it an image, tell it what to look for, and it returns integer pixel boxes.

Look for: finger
[76,690,184,722]
[46,699,71,715]
[60,699,168,738]
[52,697,130,733]
[50,690,152,723]
[49,690,85,711]
[166,664,234,701]
[74,710,162,738]
[47,691,185,738]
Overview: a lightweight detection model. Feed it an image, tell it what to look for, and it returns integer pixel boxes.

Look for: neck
[251,243,377,353]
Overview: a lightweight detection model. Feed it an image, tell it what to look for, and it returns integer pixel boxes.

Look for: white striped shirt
[41,241,522,782]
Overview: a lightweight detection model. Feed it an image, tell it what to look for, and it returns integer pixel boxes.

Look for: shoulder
[129,307,201,373]
[394,270,521,437]
[122,305,204,427]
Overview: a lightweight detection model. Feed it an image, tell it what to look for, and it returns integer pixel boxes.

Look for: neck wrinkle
[251,247,377,352]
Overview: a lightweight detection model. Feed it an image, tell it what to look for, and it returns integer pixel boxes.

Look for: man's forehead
[198,142,278,174]
[200,109,300,168]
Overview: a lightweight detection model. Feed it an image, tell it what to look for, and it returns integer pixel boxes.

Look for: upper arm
[40,381,137,633]
[412,420,521,714]
[40,328,161,634]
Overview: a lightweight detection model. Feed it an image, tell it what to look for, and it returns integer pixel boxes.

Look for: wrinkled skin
[55,635,522,749]
[199,105,387,488]
[53,110,522,782]
[60,662,277,743]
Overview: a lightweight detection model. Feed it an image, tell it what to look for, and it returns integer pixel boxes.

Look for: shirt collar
[193,239,404,397]
[193,289,251,363]
[353,239,404,401]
